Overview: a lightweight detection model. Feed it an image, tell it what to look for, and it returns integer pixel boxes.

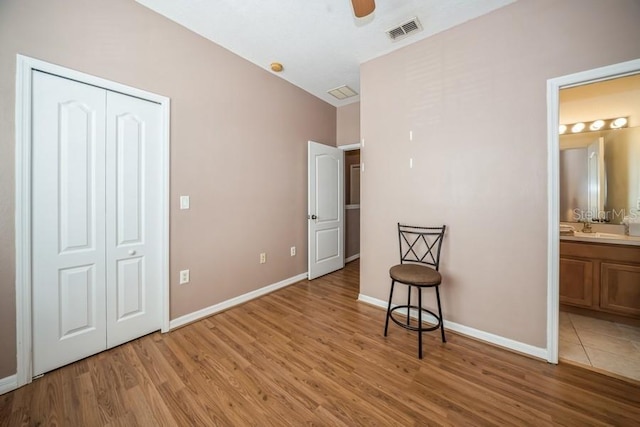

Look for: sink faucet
[581,221,593,233]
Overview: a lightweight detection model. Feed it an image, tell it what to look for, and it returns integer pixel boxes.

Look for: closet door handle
[128,250,136,256]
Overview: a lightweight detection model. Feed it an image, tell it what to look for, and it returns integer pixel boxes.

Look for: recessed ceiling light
[610,117,628,129]
[558,124,567,134]
[589,120,605,131]
[327,85,358,100]
[571,122,585,133]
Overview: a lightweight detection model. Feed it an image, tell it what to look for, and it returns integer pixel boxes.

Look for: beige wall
[360,0,640,348]
[337,102,361,146]
[0,0,336,378]
[345,209,361,259]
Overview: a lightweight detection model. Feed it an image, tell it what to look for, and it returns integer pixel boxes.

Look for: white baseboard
[170,272,308,330]
[345,254,360,263]
[358,294,548,361]
[0,374,18,395]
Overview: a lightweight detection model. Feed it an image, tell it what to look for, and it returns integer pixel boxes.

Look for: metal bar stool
[384,223,447,358]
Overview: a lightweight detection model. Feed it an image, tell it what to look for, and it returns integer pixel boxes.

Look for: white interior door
[31,71,162,376]
[32,71,108,375]
[105,91,162,348]
[308,141,344,280]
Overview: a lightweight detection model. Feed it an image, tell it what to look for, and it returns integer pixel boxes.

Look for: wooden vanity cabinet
[560,241,640,320]
[559,257,593,308]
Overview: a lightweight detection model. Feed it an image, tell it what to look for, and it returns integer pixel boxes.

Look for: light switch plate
[180,195,190,210]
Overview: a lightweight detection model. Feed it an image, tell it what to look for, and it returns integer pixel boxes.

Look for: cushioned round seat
[389,264,441,287]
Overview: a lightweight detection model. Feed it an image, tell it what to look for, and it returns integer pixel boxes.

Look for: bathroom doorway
[553,67,640,382]
[344,148,361,265]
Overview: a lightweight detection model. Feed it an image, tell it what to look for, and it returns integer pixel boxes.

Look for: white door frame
[546,58,640,364]
[339,143,361,151]
[14,55,171,387]
[308,141,360,276]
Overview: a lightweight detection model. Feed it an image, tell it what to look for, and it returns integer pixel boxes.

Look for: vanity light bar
[559,117,629,134]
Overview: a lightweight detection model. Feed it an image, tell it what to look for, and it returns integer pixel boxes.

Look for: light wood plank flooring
[2,260,640,426]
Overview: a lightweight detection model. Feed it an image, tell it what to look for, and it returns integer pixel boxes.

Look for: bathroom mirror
[559,73,640,225]
[560,126,640,224]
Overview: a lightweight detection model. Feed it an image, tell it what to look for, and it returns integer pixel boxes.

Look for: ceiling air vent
[328,85,358,100]
[386,17,422,42]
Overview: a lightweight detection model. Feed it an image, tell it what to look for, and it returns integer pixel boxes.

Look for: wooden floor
[2,260,640,426]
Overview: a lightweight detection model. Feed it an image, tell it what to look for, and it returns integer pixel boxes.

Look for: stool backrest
[397,223,446,271]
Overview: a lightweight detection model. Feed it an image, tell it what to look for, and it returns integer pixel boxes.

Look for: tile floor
[559,311,640,381]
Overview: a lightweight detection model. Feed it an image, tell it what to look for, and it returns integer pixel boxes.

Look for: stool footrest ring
[388,305,441,333]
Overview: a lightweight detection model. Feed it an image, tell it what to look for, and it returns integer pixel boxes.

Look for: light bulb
[559,124,567,134]
[589,120,605,131]
[571,122,585,133]
[610,117,627,129]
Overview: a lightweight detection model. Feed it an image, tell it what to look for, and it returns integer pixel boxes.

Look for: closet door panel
[32,71,108,376]
[106,91,162,348]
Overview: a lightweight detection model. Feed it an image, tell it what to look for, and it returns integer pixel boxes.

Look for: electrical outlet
[179,269,190,284]
[290,246,296,256]
[260,253,266,264]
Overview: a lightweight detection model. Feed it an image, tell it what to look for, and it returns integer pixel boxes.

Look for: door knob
[128,250,136,256]
[310,214,317,220]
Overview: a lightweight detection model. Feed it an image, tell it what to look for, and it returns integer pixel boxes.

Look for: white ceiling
[135,0,516,107]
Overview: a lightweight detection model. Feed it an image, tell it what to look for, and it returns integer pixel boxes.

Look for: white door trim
[338,143,361,151]
[14,55,171,388]
[546,58,640,364]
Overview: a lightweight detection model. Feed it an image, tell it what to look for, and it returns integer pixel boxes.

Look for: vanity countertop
[561,232,640,247]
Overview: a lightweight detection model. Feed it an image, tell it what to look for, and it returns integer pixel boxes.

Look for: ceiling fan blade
[351,0,375,18]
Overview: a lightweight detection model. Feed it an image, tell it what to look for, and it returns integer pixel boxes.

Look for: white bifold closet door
[32,71,162,376]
